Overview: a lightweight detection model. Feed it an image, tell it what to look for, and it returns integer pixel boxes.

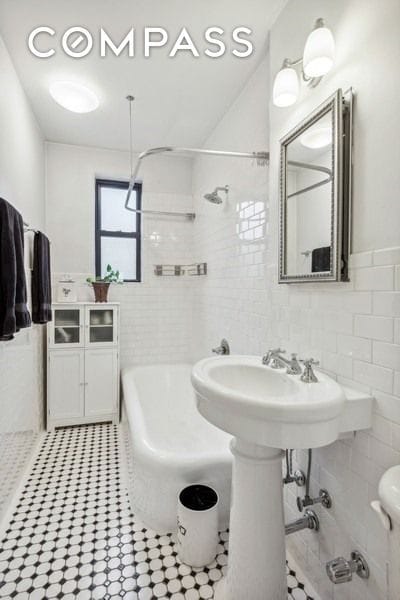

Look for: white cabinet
[84,349,118,417]
[47,303,120,430]
[48,350,85,420]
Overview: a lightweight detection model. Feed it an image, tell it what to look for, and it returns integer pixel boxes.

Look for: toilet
[372,466,400,600]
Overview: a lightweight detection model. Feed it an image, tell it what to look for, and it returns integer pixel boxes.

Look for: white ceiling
[0,0,286,152]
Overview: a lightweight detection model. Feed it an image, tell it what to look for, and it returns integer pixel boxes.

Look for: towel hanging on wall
[0,197,31,340]
[32,231,52,324]
[311,246,331,273]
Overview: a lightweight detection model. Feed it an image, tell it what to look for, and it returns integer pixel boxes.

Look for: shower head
[204,185,229,204]
[204,191,223,204]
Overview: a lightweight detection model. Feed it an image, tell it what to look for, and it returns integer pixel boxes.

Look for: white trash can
[177,484,219,568]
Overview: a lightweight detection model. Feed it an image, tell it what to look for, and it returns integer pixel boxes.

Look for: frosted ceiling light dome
[303,19,335,78]
[49,81,99,113]
[272,66,299,108]
[300,126,332,149]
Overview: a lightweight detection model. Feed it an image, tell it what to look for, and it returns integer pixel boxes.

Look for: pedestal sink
[191,355,373,600]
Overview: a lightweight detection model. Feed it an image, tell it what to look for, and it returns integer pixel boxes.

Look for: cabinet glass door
[50,307,83,347]
[86,307,117,346]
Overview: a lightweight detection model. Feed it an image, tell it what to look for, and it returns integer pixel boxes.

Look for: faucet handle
[299,358,319,366]
[272,348,286,354]
[212,338,230,356]
[326,551,369,584]
[299,358,319,383]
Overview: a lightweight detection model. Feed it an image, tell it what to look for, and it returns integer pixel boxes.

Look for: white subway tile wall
[0,272,45,523]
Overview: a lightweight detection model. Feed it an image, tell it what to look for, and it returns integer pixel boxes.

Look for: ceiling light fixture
[272,18,335,108]
[300,126,332,149]
[49,81,99,113]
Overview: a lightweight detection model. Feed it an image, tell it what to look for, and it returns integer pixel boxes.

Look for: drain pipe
[285,509,319,535]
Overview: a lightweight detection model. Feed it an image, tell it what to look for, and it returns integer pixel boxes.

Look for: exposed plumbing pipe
[285,509,319,535]
[283,449,306,487]
[296,449,332,510]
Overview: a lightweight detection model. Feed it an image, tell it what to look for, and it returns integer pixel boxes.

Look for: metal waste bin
[177,484,219,568]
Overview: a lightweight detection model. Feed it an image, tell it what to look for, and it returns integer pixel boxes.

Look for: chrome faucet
[300,358,319,383]
[262,349,302,375]
[212,338,230,356]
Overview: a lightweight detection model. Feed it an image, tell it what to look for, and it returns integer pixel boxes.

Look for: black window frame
[95,178,142,283]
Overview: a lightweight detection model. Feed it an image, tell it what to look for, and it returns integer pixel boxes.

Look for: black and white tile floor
[0,424,314,599]
[0,431,39,521]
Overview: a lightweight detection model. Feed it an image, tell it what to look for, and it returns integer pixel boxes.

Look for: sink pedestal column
[215,439,286,600]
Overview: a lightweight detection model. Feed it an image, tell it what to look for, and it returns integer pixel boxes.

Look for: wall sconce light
[272,61,299,108]
[273,18,335,107]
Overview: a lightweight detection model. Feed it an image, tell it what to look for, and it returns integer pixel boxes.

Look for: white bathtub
[121,363,232,533]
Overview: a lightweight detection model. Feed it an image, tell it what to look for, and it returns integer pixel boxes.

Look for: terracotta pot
[91,282,110,303]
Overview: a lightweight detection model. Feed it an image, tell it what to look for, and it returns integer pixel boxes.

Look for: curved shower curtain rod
[123,146,332,217]
[124,146,270,214]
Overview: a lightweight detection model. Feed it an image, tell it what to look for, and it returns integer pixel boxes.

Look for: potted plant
[86,264,123,303]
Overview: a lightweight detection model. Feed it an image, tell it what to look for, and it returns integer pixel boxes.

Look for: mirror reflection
[285,111,333,276]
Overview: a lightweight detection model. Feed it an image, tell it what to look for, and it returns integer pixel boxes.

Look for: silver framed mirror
[279,88,353,283]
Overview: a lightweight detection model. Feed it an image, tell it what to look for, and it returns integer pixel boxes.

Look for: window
[95,179,141,282]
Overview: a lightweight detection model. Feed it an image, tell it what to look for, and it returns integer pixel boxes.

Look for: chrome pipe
[172,147,269,161]
[285,509,319,535]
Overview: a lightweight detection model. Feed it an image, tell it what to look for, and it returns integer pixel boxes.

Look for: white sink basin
[192,355,345,449]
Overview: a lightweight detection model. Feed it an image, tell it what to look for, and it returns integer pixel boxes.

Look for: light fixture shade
[273,67,299,107]
[303,24,335,78]
[49,81,99,113]
[300,126,332,149]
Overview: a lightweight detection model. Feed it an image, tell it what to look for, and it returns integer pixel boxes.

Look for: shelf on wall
[154,262,207,277]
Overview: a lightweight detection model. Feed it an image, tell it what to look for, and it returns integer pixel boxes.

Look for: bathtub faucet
[212,339,230,356]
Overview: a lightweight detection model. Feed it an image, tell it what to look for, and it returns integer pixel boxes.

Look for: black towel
[32,232,52,324]
[311,246,331,272]
[0,198,31,340]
